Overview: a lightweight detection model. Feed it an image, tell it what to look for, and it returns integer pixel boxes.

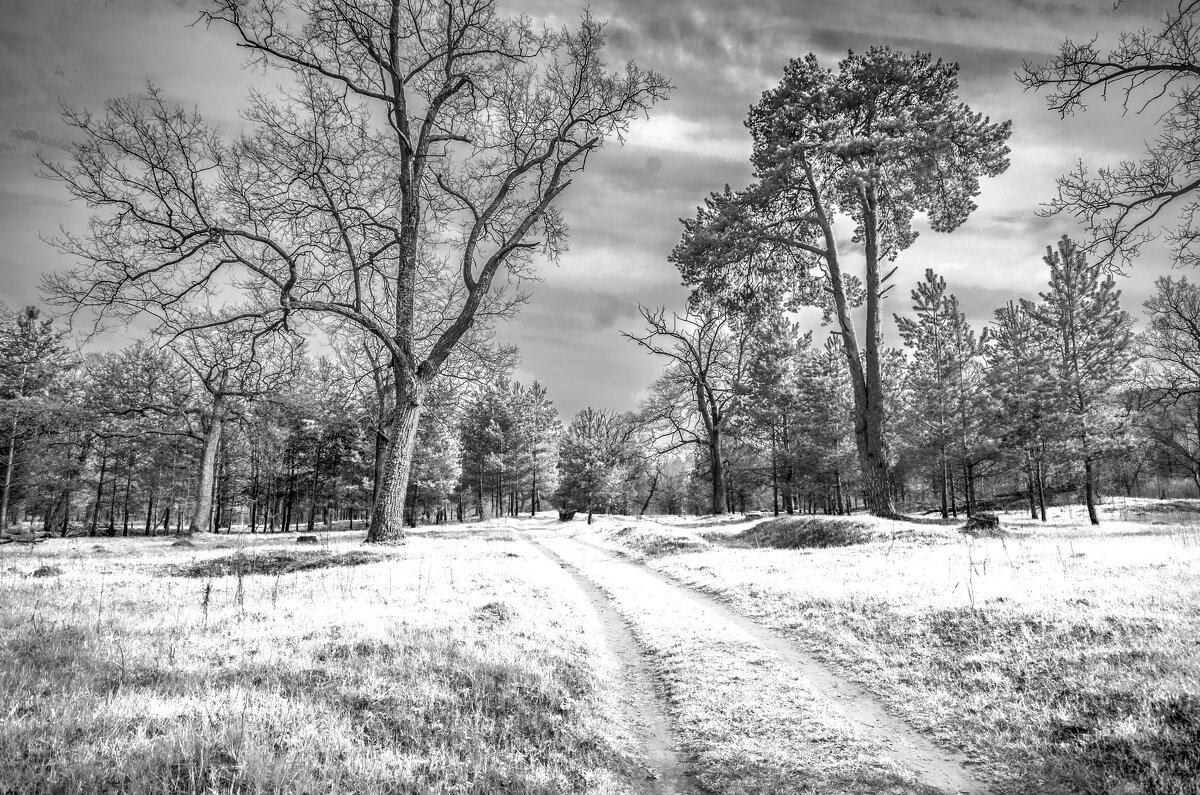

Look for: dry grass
[0,529,651,795]
[593,504,1200,794]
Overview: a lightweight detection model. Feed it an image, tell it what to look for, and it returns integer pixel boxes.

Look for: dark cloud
[0,0,1180,413]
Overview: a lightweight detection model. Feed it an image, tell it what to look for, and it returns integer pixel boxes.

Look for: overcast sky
[0,0,1175,417]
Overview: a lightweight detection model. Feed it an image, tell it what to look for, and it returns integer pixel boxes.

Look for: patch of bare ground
[529,521,985,794]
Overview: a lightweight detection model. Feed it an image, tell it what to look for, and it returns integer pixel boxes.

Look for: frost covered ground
[2,501,1196,794]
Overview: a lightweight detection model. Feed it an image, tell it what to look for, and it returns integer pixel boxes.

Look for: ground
[2,498,1198,794]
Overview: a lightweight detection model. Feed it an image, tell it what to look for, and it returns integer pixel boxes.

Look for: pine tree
[739,313,804,515]
[555,408,630,524]
[895,270,992,517]
[1030,236,1134,525]
[987,301,1056,521]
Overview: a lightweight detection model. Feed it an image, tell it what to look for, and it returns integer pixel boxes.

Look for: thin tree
[624,306,747,515]
[1030,236,1135,525]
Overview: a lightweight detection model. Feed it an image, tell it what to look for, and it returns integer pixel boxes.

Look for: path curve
[528,525,992,795]
[518,533,694,794]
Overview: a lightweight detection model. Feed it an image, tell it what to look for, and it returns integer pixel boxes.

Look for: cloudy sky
[0,0,1175,416]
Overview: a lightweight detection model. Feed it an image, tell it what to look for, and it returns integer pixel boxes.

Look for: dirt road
[516,518,991,795]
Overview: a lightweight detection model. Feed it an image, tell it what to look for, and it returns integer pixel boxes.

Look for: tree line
[5,238,1196,534]
[24,0,1200,534]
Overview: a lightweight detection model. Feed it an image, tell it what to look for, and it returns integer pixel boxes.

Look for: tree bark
[307,444,322,534]
[1,427,17,527]
[366,383,426,542]
[1084,457,1100,525]
[709,430,727,515]
[188,393,227,534]
[90,442,108,537]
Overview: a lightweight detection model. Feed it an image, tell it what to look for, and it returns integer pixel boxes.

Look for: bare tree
[1020,1,1200,269]
[171,321,302,534]
[624,306,747,515]
[42,0,670,541]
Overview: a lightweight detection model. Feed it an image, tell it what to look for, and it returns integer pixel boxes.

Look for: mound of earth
[713,515,960,549]
[164,548,382,578]
[608,524,710,556]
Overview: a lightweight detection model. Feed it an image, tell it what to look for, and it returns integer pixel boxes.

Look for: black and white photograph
[1,1,1198,793]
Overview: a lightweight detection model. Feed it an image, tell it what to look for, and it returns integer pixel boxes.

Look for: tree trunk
[307,444,322,534]
[1035,457,1047,522]
[188,394,227,534]
[640,466,660,516]
[144,489,155,536]
[366,385,426,542]
[939,449,949,519]
[771,421,780,516]
[122,450,134,536]
[709,430,727,515]
[1084,457,1100,525]
[90,443,108,537]
[0,427,17,527]
[1026,459,1037,519]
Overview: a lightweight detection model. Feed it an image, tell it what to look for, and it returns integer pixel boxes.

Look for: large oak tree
[42,0,669,542]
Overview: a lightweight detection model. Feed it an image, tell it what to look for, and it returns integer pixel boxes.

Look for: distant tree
[738,312,804,515]
[1020,1,1200,269]
[987,301,1056,520]
[556,407,630,523]
[896,270,992,517]
[171,322,301,534]
[1135,276,1200,491]
[0,307,72,527]
[1030,236,1135,524]
[625,306,747,515]
[674,47,1010,516]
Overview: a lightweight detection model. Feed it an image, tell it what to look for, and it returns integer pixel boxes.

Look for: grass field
[0,529,654,794]
[590,500,1200,795]
[4,499,1198,794]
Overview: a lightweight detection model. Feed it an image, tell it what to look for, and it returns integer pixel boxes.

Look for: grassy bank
[594,505,1200,794]
[1,529,650,794]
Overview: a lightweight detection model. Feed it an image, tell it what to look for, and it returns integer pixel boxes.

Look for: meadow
[3,500,1198,794]
[0,528,656,794]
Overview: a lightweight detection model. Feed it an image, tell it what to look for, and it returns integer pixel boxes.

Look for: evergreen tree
[556,408,631,524]
[1030,236,1134,525]
[987,301,1056,520]
[895,270,991,517]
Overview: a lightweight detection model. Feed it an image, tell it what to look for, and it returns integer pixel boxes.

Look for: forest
[2,234,1197,538]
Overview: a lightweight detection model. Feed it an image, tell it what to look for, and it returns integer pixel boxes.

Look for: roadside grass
[591,506,1200,795]
[0,529,651,795]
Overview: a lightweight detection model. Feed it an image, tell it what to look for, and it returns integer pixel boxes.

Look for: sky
[0,0,1177,417]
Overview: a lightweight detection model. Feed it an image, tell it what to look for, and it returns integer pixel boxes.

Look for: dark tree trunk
[307,444,322,534]
[1035,458,1047,522]
[144,489,155,536]
[90,443,108,537]
[1084,457,1100,525]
